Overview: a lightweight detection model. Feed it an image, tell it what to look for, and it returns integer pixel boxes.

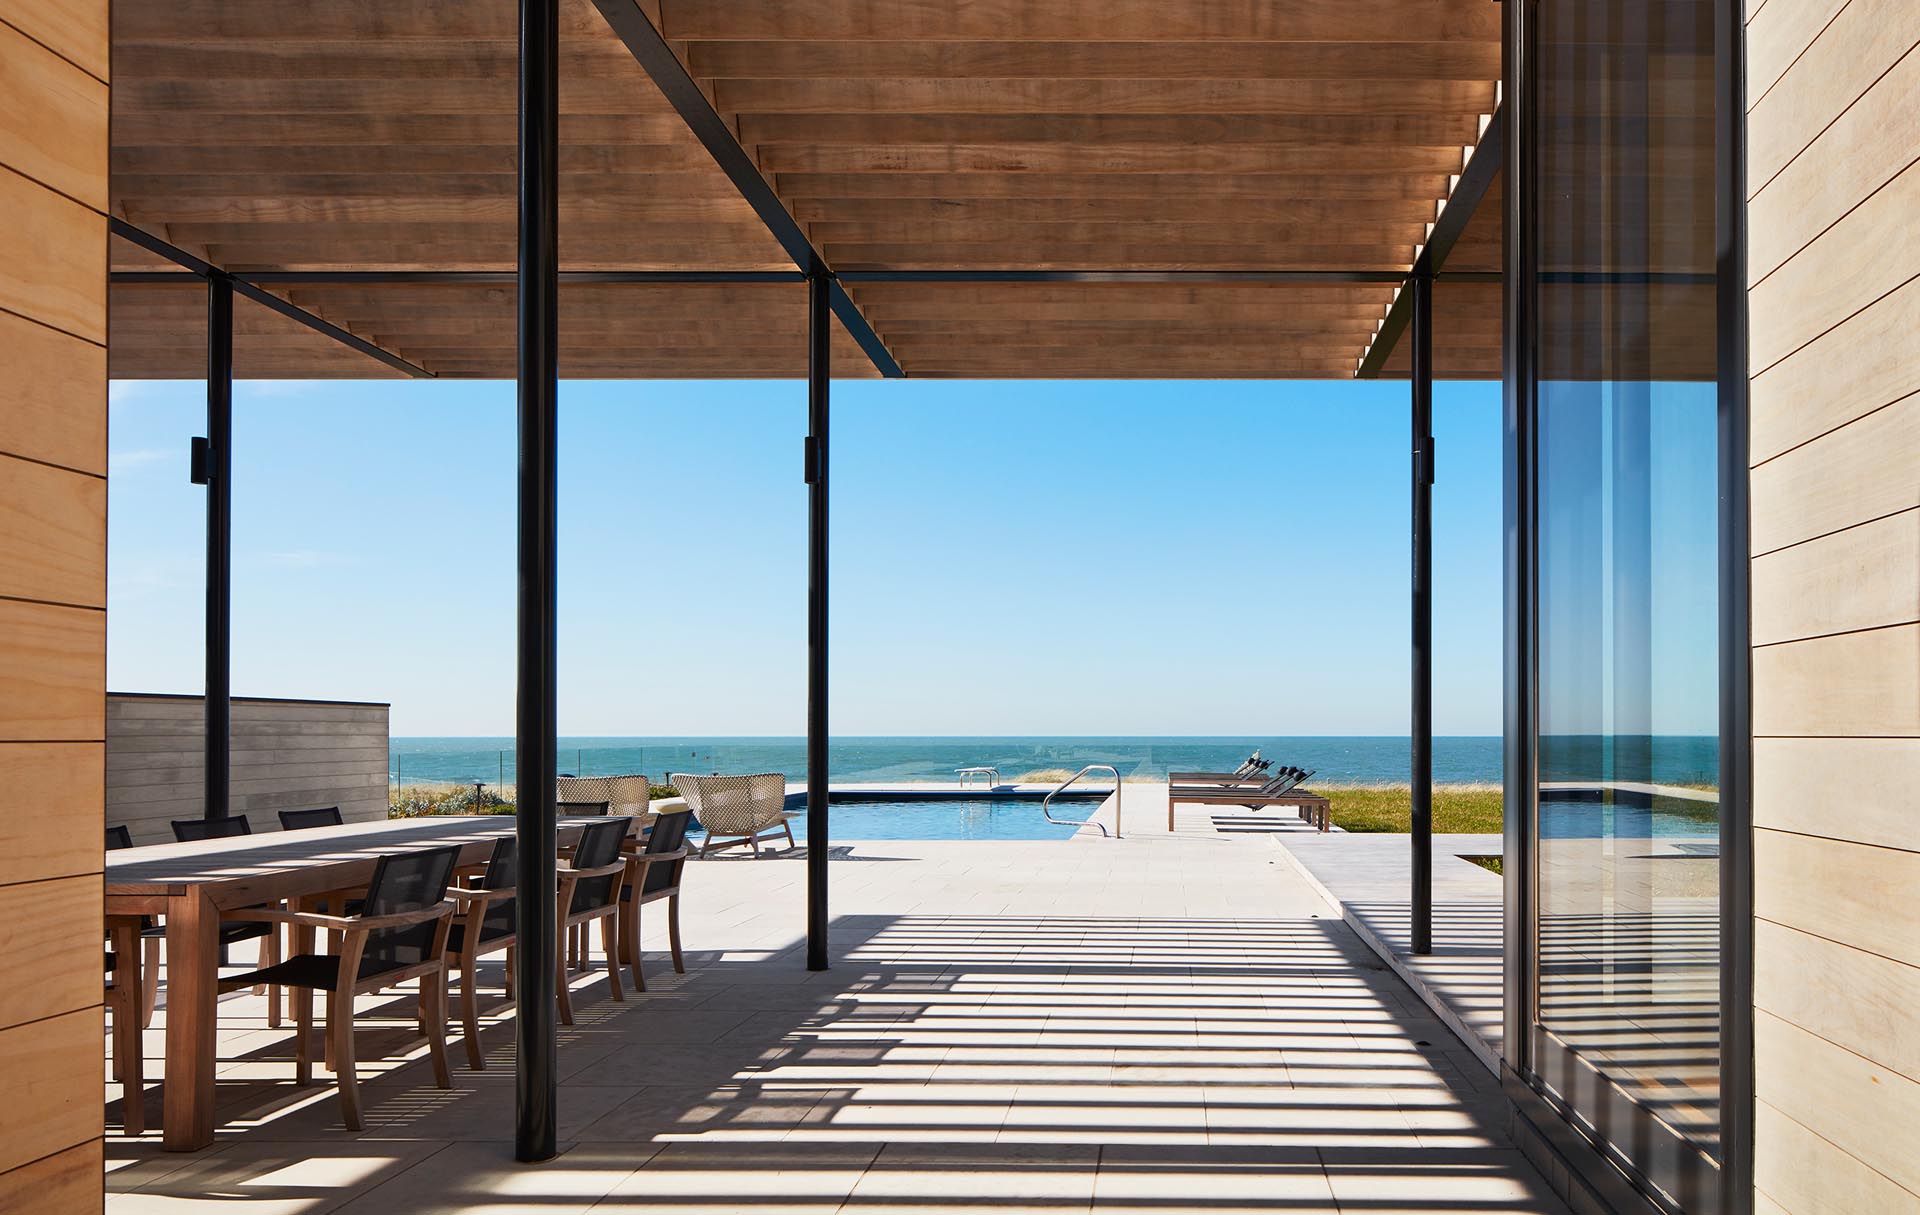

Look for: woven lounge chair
[672,772,794,857]
[557,774,651,820]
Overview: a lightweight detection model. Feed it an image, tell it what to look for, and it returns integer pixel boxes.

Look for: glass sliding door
[1509,0,1744,1211]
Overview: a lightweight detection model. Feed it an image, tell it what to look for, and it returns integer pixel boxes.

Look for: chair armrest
[448,886,514,904]
[559,860,628,882]
[224,901,455,933]
[626,847,690,866]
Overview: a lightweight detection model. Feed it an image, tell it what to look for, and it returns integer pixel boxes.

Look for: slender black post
[805,272,831,971]
[1500,0,1539,1074]
[1410,271,1434,956]
[1716,0,1753,1204]
[513,0,560,1165]
[204,277,233,820]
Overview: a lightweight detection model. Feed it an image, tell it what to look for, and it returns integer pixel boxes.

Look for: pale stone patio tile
[109,1140,451,1214]
[575,1084,840,1143]
[1319,1146,1573,1214]
[324,1141,655,1215]
[590,1141,881,1212]
[1091,1144,1337,1214]
[843,1142,1098,1214]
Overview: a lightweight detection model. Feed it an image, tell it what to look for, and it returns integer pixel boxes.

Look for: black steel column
[204,277,233,820]
[1410,271,1434,955]
[1500,0,1540,1076]
[513,0,560,1165]
[805,272,831,972]
[1716,0,1754,1204]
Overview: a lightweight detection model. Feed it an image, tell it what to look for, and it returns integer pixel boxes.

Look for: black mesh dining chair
[167,813,283,1023]
[106,824,161,1026]
[219,844,461,1130]
[278,806,343,831]
[617,809,693,992]
[556,816,632,1025]
[171,814,252,842]
[446,835,517,1069]
[557,801,611,966]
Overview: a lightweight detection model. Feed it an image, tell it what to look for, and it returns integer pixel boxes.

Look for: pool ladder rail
[1043,764,1122,838]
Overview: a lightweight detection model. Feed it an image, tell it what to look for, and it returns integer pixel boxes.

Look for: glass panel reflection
[1531,0,1723,1173]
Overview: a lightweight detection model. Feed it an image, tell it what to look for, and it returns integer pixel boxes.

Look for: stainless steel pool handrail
[1043,765,1121,838]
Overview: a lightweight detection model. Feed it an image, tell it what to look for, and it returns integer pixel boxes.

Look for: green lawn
[1320,783,1504,834]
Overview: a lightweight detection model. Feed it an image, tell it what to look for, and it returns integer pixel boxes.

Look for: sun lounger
[1168,766,1309,797]
[1167,770,1329,832]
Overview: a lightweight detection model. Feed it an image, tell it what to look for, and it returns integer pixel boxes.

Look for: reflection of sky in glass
[1539,379,1719,744]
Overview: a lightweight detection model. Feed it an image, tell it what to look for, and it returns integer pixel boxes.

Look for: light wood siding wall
[1746,2,1920,1213]
[0,0,109,1203]
[106,695,391,845]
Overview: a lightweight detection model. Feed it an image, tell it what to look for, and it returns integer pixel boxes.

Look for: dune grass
[1319,782,1504,834]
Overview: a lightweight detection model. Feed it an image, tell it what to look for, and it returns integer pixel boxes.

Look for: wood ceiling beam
[656,1,1501,43]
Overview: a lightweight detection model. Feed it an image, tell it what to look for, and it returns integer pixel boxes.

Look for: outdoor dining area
[102,783,734,1152]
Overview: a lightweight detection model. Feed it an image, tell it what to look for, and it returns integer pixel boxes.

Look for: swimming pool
[708,796,1102,842]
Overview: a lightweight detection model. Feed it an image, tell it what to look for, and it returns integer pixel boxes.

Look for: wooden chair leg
[667,893,685,974]
[555,926,574,1026]
[624,899,646,993]
[460,955,484,1070]
[601,914,623,1003]
[421,969,451,1089]
[294,985,314,1086]
[262,927,281,1029]
[782,820,796,848]
[140,936,160,1028]
[110,924,146,1136]
[332,993,361,1131]
[323,988,337,1073]
[121,976,145,1137]
[504,946,516,1003]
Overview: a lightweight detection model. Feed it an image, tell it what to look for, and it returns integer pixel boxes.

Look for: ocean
[390,736,1492,787]
[386,734,1718,789]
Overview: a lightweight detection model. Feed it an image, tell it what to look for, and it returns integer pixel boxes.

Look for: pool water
[695,797,1095,842]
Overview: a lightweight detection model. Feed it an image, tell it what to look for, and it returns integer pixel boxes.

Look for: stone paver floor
[107,793,1568,1213]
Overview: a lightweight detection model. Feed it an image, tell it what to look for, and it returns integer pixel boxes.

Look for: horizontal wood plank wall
[106,695,391,845]
[1746,1,1920,1212]
[0,0,108,1200]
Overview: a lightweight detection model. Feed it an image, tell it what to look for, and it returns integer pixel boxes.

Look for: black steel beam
[119,267,1504,287]
[108,218,435,379]
[231,281,435,379]
[805,272,831,972]
[513,0,561,1166]
[1357,107,1506,379]
[1410,269,1434,955]
[589,0,902,378]
[238,270,807,285]
[204,277,234,821]
[837,269,1409,285]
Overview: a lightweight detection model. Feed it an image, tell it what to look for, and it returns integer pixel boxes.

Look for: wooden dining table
[105,814,611,1151]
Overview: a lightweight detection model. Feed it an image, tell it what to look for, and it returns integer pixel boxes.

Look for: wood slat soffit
[107,0,1504,378]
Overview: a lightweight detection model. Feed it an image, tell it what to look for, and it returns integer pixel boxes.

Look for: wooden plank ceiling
[108,0,1504,379]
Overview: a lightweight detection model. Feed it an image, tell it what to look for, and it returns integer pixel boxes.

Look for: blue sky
[107,376,1505,736]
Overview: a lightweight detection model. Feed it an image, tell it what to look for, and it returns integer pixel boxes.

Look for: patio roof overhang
[106,0,1510,381]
